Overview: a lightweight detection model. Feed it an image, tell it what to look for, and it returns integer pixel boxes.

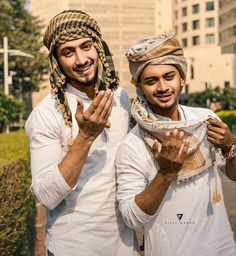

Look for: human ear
[180,78,185,87]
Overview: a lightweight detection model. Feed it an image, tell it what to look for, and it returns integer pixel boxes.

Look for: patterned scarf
[132,95,223,203]
[43,10,119,128]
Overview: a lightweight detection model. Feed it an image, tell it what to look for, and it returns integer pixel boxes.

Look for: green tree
[0,0,48,129]
[0,91,21,132]
[0,0,48,93]
[185,86,236,110]
[221,86,236,110]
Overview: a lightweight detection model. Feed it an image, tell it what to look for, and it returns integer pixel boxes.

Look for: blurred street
[222,174,236,241]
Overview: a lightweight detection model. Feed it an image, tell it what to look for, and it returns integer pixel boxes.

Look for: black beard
[69,68,98,88]
[79,77,95,87]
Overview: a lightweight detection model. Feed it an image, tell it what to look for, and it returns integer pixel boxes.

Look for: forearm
[58,131,94,187]
[225,157,236,181]
[135,172,172,215]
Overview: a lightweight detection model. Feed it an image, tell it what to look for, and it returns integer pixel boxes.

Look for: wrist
[78,129,97,141]
[157,171,177,183]
[222,136,236,160]
[73,131,95,146]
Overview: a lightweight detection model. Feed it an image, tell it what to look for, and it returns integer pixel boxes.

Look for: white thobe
[116,105,236,256]
[25,84,138,256]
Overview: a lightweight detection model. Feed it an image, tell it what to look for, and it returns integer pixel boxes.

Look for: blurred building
[30,0,236,106]
[173,0,236,93]
[219,0,236,53]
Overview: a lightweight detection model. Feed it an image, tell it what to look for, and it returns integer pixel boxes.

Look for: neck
[152,105,180,121]
[70,81,96,99]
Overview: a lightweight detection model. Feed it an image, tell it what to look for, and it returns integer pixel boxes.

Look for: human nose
[157,79,168,91]
[75,49,87,65]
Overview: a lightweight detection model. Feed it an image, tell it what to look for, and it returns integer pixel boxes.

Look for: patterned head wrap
[126,32,187,84]
[43,10,119,128]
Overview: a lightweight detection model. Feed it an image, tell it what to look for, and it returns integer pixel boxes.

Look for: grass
[0,129,29,168]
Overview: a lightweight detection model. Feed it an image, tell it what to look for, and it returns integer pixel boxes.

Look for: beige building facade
[30,0,236,106]
[219,0,236,54]
[172,0,236,93]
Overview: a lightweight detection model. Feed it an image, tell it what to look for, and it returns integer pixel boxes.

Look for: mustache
[73,60,93,71]
[154,90,174,96]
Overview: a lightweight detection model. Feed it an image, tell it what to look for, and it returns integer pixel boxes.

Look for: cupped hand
[152,129,189,178]
[75,90,113,140]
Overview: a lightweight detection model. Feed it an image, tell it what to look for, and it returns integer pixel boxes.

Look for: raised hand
[152,129,189,179]
[207,118,234,151]
[75,90,113,140]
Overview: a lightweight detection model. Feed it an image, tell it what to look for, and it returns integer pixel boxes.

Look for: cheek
[90,50,98,61]
[142,87,156,100]
[59,58,74,71]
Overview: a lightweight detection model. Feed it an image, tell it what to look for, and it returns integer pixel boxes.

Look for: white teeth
[76,63,91,72]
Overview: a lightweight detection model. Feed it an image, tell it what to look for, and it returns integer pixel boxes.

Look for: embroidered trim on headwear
[126,32,187,83]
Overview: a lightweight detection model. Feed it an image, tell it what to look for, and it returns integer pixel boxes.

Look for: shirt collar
[66,83,91,100]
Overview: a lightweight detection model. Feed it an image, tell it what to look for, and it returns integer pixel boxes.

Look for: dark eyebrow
[59,38,93,53]
[163,71,175,76]
[143,76,157,81]
[80,38,93,47]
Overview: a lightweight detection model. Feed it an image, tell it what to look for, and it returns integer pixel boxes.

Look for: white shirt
[25,84,138,256]
[116,105,236,256]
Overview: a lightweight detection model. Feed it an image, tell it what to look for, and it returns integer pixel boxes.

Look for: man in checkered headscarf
[43,9,119,128]
[25,10,137,256]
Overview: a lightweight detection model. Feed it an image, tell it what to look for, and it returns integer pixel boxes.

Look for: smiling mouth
[155,93,173,98]
[74,62,92,73]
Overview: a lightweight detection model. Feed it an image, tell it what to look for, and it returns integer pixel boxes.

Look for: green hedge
[0,130,35,256]
[216,110,236,134]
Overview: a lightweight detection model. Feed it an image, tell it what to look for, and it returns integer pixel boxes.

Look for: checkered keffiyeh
[126,32,187,84]
[43,10,119,128]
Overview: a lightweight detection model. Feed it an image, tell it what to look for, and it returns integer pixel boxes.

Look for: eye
[82,41,93,51]
[145,78,157,85]
[164,73,175,81]
[61,48,73,57]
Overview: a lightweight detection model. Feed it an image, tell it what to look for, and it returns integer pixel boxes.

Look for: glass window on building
[182,7,187,16]
[190,64,194,79]
[192,20,200,29]
[206,33,215,44]
[175,25,178,34]
[224,81,230,88]
[206,1,214,11]
[192,4,200,14]
[175,10,178,19]
[182,22,188,32]
[192,35,200,45]
[182,38,187,47]
[206,17,215,27]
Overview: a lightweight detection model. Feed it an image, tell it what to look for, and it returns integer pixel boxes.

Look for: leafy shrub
[0,130,35,256]
[0,91,21,133]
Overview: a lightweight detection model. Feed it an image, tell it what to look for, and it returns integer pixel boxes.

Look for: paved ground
[34,202,46,256]
[34,175,236,256]
[221,174,236,241]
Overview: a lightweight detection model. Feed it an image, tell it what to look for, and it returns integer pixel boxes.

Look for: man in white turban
[116,32,236,256]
